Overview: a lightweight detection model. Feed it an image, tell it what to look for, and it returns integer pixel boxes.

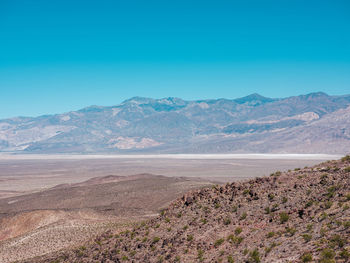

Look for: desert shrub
[324,201,333,209]
[305,200,313,208]
[152,237,160,244]
[235,227,242,235]
[175,255,181,262]
[300,253,313,262]
[301,234,312,242]
[240,212,247,220]
[214,238,225,247]
[121,255,129,261]
[224,217,231,225]
[343,221,350,229]
[340,249,350,260]
[183,225,188,230]
[187,235,193,241]
[264,207,270,214]
[267,231,275,238]
[197,249,204,261]
[227,234,243,245]
[286,227,296,236]
[249,249,260,263]
[306,224,313,232]
[319,248,335,262]
[227,255,234,263]
[345,166,350,173]
[329,234,345,248]
[346,193,350,201]
[327,186,337,198]
[243,189,250,195]
[232,205,238,212]
[165,217,170,223]
[177,212,182,218]
[282,197,288,204]
[341,155,350,162]
[268,193,275,201]
[201,218,208,224]
[279,212,289,224]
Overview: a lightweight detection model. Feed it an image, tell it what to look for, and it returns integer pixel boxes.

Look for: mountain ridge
[0,92,350,154]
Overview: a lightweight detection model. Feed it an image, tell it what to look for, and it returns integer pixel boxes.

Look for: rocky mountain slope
[27,156,350,263]
[1,92,350,154]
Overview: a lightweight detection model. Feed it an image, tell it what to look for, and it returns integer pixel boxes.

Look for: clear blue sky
[0,0,349,118]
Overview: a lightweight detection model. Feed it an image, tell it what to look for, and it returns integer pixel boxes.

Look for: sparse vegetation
[20,158,350,263]
[279,212,289,224]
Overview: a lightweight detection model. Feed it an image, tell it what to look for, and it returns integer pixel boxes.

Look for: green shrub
[234,227,242,235]
[320,248,335,262]
[227,255,234,263]
[224,217,231,225]
[197,249,204,261]
[286,227,296,236]
[324,201,333,209]
[214,238,225,247]
[240,212,247,220]
[279,212,289,224]
[249,249,260,263]
[152,237,160,244]
[340,249,350,260]
[305,200,313,208]
[306,224,313,232]
[187,235,193,242]
[345,166,350,173]
[300,253,312,262]
[330,234,345,247]
[282,197,288,204]
[341,155,350,162]
[301,234,312,242]
[267,231,275,238]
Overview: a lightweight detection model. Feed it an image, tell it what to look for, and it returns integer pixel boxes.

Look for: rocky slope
[0,174,214,263]
[1,92,350,154]
[26,157,350,263]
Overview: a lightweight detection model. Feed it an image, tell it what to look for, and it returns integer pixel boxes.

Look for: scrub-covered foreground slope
[1,92,350,154]
[29,156,350,263]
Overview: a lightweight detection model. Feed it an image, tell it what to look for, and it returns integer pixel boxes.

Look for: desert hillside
[0,174,214,263]
[25,156,350,263]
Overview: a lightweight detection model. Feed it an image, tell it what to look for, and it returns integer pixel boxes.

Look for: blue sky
[0,0,349,118]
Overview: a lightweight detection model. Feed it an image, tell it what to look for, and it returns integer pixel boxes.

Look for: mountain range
[1,92,350,154]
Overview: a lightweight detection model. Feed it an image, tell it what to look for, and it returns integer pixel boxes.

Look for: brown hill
[28,157,350,263]
[0,174,214,263]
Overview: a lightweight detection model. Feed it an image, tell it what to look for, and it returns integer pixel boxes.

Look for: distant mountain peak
[234,93,276,105]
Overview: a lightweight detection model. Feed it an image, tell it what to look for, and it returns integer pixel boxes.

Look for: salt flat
[0,153,340,160]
